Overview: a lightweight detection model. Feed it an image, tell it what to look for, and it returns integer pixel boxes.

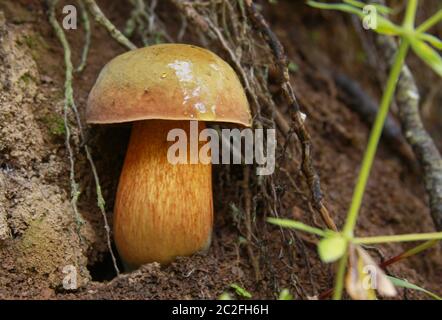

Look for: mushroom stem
[114,120,213,267]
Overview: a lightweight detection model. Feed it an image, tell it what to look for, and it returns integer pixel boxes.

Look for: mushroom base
[114,120,213,267]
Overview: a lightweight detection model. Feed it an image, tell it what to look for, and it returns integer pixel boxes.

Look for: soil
[0,0,441,300]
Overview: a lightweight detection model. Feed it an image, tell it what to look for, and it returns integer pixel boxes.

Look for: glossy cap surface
[86,44,251,126]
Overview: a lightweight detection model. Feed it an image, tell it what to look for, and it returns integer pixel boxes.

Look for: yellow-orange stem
[114,120,213,267]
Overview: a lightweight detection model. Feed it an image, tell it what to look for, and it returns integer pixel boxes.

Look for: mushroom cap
[86,44,251,126]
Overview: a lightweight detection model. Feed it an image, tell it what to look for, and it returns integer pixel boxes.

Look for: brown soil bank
[0,0,441,299]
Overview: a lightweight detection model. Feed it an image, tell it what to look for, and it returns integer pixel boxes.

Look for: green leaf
[230,284,252,298]
[343,0,392,15]
[318,235,347,263]
[410,38,442,77]
[307,1,401,36]
[388,276,442,300]
[417,32,442,50]
[354,232,442,244]
[342,0,365,8]
[307,1,363,17]
[278,289,294,300]
[400,239,439,258]
[267,218,326,237]
[417,10,442,33]
[374,17,404,36]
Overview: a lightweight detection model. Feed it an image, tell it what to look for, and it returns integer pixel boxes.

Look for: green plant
[388,276,441,300]
[230,283,252,298]
[19,72,35,85]
[217,284,253,300]
[41,114,66,137]
[269,0,442,300]
[278,289,294,300]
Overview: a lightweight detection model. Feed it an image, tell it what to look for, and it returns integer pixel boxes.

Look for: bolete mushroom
[87,43,251,268]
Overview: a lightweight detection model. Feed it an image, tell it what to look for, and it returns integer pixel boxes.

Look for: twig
[244,0,337,231]
[47,0,120,275]
[75,0,91,72]
[83,0,136,50]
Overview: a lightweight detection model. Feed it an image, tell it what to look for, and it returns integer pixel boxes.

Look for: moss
[19,217,45,249]
[16,217,61,281]
[17,33,49,61]
[15,217,83,288]
[25,35,38,49]
[41,114,66,137]
[19,72,35,85]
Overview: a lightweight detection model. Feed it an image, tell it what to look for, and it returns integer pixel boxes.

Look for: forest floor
[0,0,441,299]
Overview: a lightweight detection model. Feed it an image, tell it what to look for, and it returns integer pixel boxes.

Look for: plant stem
[417,9,442,32]
[354,232,442,244]
[380,240,438,267]
[332,249,348,300]
[267,218,327,237]
[403,0,418,29]
[342,40,410,239]
[416,9,442,32]
[333,40,411,300]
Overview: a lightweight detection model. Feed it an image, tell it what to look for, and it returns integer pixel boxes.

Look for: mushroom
[86,44,251,267]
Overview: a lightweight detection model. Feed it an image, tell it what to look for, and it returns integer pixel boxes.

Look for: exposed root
[124,0,173,45]
[83,0,136,50]
[244,0,337,231]
[47,0,85,239]
[373,2,442,231]
[47,0,120,275]
[75,0,91,73]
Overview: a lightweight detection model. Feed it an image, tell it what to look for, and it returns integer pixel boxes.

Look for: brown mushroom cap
[86,43,251,126]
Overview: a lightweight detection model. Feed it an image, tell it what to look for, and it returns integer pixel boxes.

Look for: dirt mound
[0,6,92,297]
